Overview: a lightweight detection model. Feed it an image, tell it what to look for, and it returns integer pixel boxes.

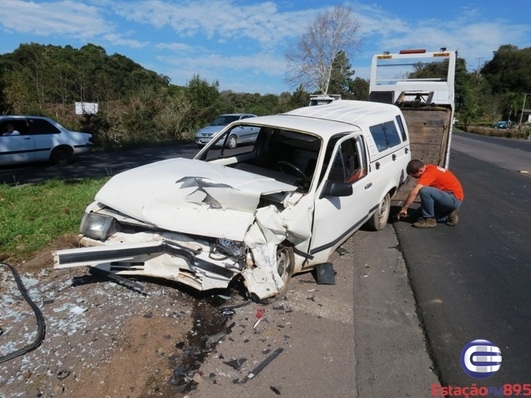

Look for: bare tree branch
[285,6,362,94]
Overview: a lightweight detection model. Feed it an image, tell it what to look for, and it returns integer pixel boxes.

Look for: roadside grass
[0,178,109,262]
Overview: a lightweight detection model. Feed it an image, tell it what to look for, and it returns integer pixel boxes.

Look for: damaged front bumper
[54,238,240,292]
[53,198,304,300]
[54,230,290,301]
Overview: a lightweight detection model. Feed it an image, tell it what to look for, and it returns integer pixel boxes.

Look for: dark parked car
[494,120,511,129]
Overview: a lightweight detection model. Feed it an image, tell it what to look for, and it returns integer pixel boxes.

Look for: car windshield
[211,115,240,126]
[198,126,322,193]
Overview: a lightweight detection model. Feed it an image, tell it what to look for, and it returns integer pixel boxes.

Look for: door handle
[375,162,380,170]
[392,154,396,161]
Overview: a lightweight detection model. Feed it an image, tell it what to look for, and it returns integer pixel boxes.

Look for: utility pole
[518,93,529,127]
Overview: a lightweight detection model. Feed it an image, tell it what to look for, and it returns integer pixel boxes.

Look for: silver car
[0,116,93,166]
[194,113,258,149]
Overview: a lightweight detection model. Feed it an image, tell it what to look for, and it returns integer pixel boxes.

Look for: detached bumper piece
[54,240,237,291]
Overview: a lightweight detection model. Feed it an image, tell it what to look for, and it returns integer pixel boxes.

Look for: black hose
[0,262,46,364]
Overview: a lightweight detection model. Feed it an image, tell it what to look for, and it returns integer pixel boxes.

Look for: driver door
[309,134,373,260]
[0,119,35,165]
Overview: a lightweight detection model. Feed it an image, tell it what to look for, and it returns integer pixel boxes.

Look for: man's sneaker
[446,209,459,226]
[413,218,437,228]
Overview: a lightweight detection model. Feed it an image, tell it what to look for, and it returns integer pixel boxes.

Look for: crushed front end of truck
[54,157,312,301]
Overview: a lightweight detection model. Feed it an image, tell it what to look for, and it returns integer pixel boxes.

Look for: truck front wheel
[257,244,294,304]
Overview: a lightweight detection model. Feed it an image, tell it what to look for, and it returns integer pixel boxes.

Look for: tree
[185,74,220,129]
[327,51,356,96]
[289,85,310,108]
[285,5,362,94]
[482,45,531,94]
[349,77,370,100]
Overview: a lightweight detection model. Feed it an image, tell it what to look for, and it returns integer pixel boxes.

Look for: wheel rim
[56,148,68,160]
[376,194,391,228]
[228,136,237,149]
[52,147,72,164]
[276,247,291,283]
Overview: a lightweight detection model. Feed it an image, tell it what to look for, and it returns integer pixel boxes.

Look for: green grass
[0,178,110,261]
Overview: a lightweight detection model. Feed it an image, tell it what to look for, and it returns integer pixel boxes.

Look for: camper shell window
[369,121,402,152]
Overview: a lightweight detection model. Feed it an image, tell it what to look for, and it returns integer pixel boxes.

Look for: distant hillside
[0,43,170,112]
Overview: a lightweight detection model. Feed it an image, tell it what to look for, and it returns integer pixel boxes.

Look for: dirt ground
[0,236,327,398]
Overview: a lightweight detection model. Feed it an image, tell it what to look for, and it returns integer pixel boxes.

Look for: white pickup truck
[54,100,411,302]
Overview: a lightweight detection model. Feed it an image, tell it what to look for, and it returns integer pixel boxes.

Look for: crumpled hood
[95,158,297,240]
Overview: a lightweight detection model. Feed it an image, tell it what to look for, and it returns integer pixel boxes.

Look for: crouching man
[397,159,464,228]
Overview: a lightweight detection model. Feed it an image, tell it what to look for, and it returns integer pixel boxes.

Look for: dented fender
[241,206,289,300]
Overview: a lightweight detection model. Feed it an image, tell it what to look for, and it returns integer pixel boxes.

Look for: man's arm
[397,183,423,219]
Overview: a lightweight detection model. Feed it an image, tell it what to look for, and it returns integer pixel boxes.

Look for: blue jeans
[419,187,462,221]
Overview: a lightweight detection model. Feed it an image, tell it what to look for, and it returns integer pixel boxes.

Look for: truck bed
[392,105,453,204]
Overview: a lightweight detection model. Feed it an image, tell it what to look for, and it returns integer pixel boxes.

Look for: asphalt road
[395,132,531,388]
[0,143,200,185]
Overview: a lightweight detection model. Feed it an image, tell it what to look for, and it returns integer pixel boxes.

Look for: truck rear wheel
[366,193,391,231]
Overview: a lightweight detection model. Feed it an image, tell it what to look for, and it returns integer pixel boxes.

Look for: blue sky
[1,0,530,95]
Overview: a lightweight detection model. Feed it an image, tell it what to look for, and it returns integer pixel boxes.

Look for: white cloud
[155,42,193,52]
[113,0,317,48]
[0,0,110,38]
[103,34,148,49]
[351,3,531,76]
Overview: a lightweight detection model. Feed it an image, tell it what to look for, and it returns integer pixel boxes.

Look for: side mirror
[320,180,353,199]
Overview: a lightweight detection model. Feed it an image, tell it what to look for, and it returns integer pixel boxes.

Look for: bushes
[77,89,194,148]
[464,125,530,139]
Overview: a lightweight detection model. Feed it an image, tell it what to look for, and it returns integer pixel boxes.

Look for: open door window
[326,135,368,184]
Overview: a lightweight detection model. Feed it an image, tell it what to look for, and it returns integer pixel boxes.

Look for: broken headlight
[80,212,117,241]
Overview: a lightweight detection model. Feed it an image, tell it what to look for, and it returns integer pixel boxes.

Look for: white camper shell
[54,100,411,302]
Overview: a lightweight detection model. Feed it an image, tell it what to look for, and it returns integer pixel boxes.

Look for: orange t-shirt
[419,164,464,201]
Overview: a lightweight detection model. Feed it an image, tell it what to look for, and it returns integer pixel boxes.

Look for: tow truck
[368,48,457,201]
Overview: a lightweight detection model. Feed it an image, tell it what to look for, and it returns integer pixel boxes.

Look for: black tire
[257,244,294,304]
[227,135,238,149]
[50,146,73,165]
[366,192,391,231]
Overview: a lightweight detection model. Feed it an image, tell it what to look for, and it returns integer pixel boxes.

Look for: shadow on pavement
[0,143,199,185]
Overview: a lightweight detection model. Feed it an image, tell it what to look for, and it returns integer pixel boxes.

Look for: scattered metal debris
[57,370,70,380]
[253,318,262,330]
[1,260,304,396]
[223,357,247,370]
[240,347,284,383]
[221,308,236,318]
[335,246,349,256]
[206,331,225,348]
